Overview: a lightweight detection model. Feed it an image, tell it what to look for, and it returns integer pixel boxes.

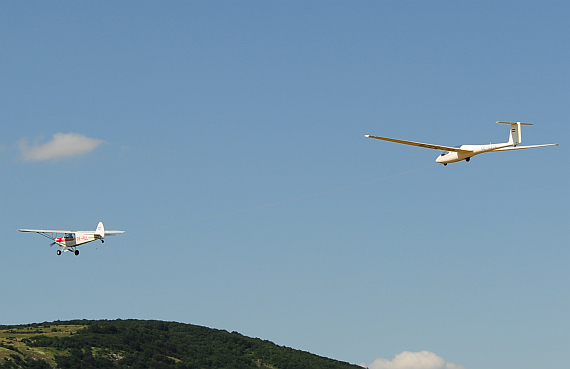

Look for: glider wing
[365,135,472,153]
[494,143,558,151]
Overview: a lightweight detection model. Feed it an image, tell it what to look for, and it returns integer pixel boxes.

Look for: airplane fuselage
[54,232,99,247]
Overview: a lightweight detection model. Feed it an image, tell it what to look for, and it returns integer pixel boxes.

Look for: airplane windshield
[440,151,449,156]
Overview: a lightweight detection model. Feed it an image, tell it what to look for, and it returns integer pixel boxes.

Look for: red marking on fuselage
[56,237,75,242]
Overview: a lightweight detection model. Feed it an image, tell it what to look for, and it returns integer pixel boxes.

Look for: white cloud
[19,133,104,161]
[361,351,466,369]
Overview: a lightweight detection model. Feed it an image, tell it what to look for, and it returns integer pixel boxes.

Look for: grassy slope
[0,324,84,366]
[0,320,361,369]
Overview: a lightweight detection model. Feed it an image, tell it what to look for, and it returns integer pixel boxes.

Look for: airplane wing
[494,143,558,151]
[18,229,73,234]
[18,229,125,235]
[365,135,473,153]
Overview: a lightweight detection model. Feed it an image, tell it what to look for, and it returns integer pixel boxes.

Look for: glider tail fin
[509,123,521,146]
[496,121,532,146]
[95,222,105,239]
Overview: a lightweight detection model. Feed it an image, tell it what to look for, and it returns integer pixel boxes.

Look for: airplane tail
[496,121,532,146]
[95,222,105,239]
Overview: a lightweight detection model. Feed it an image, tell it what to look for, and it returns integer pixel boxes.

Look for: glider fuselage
[435,143,511,164]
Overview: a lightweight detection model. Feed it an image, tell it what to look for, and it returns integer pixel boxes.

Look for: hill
[0,319,361,369]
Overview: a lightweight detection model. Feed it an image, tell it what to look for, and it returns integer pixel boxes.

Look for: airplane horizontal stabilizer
[105,231,125,235]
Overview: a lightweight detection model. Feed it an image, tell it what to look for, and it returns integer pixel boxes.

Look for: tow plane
[366,122,558,165]
[18,222,124,256]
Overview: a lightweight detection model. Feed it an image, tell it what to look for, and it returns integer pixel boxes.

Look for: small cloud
[19,133,104,161]
[361,351,466,369]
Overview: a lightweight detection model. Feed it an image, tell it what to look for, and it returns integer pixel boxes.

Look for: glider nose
[435,153,451,165]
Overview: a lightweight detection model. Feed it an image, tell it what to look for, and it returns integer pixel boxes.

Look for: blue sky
[1,2,568,369]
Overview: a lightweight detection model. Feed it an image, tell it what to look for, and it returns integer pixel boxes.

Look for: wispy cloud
[18,133,104,162]
[361,351,466,369]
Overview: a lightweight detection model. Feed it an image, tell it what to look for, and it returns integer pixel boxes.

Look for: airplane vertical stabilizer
[96,222,105,238]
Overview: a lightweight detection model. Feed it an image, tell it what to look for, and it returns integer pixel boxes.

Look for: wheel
[57,250,61,256]
[443,163,447,166]
[466,157,470,162]
[74,250,79,256]
[101,239,104,243]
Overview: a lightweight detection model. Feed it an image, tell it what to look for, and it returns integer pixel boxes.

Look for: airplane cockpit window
[440,151,449,156]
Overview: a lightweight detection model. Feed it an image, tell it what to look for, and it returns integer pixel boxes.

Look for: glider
[365,122,558,165]
[18,222,124,256]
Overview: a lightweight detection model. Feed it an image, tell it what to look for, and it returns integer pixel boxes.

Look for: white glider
[18,222,124,256]
[366,122,558,165]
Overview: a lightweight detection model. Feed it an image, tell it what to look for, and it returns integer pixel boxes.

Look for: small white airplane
[366,122,558,165]
[18,222,124,256]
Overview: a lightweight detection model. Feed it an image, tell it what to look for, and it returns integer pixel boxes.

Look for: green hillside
[0,320,361,369]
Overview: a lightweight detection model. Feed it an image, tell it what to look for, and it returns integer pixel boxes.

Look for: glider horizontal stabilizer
[496,121,533,126]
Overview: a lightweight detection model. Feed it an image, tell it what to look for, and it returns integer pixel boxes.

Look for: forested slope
[0,320,361,369]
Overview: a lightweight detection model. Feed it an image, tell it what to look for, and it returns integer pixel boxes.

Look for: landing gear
[57,248,79,256]
[466,157,470,162]
[443,163,447,166]
[101,239,104,243]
